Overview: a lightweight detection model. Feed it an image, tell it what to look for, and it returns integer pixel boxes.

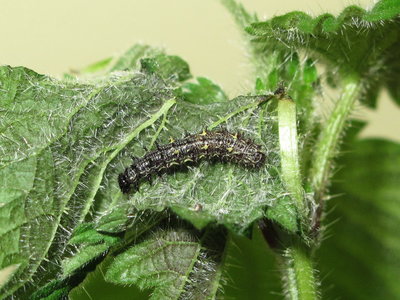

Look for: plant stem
[278,96,305,216]
[310,74,361,202]
[276,96,319,299]
[282,241,318,300]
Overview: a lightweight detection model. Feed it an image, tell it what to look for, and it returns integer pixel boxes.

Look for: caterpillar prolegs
[118,130,265,193]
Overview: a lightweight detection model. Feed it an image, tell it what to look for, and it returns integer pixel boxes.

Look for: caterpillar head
[118,173,131,193]
[118,169,139,193]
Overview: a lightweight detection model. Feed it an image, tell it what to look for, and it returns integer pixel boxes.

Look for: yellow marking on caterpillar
[199,130,207,136]
[231,133,238,140]
[169,137,175,143]
[227,147,234,152]
[174,149,180,155]
[201,144,209,150]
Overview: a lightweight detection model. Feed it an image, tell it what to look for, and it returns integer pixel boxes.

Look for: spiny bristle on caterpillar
[118,130,265,193]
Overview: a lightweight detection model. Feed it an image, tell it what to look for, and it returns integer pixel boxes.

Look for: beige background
[1,0,399,141]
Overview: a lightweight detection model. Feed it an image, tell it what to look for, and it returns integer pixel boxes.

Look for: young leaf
[34,209,168,300]
[79,57,113,74]
[246,1,400,107]
[181,77,228,104]
[110,44,162,72]
[66,44,163,77]
[68,223,119,245]
[140,54,191,82]
[105,226,227,299]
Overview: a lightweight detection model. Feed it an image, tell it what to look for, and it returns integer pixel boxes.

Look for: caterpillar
[118,130,265,193]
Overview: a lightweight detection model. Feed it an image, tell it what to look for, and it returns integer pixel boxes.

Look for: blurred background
[1,1,399,299]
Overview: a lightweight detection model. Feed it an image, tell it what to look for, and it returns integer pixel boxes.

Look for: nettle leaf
[68,223,121,248]
[117,94,285,234]
[110,44,162,73]
[95,205,167,237]
[223,228,281,300]
[319,138,400,299]
[246,0,400,107]
[30,278,72,300]
[31,224,122,300]
[1,55,285,297]
[62,223,121,277]
[105,226,227,300]
[181,77,228,104]
[33,210,168,299]
[76,44,163,76]
[255,53,318,130]
[365,0,400,21]
[141,54,191,82]
[79,57,113,75]
[0,64,177,298]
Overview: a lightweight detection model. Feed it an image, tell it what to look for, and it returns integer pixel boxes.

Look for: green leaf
[94,204,133,234]
[224,228,281,299]
[62,244,111,277]
[35,210,165,299]
[246,1,400,107]
[32,226,121,299]
[265,195,298,233]
[0,65,176,298]
[364,0,400,21]
[80,57,113,74]
[109,44,161,72]
[66,44,164,77]
[181,77,228,104]
[68,223,120,246]
[120,94,285,234]
[69,259,150,300]
[140,54,191,82]
[1,58,284,298]
[30,279,71,300]
[318,138,400,299]
[105,226,227,299]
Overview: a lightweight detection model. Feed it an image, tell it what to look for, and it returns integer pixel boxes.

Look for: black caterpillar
[118,130,265,193]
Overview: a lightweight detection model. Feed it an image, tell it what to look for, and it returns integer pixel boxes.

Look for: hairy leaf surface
[246,1,400,107]
[105,227,227,300]
[0,52,283,298]
[0,63,175,298]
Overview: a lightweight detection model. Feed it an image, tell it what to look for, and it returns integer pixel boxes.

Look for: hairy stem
[282,241,318,300]
[310,74,361,202]
[278,96,305,217]
[276,96,319,299]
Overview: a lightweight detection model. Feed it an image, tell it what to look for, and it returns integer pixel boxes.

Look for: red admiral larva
[118,130,265,193]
